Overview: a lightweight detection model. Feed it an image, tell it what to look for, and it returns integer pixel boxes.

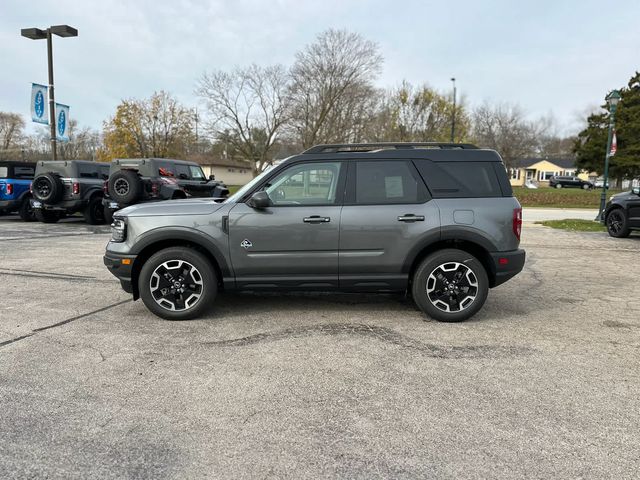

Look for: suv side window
[414,160,503,198]
[354,161,427,205]
[14,166,35,178]
[157,161,176,177]
[175,164,191,179]
[265,162,342,206]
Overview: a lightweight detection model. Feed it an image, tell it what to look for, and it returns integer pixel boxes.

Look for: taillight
[513,207,522,240]
[103,180,108,194]
[6,183,12,195]
[29,182,33,193]
[73,182,80,195]
[151,182,159,196]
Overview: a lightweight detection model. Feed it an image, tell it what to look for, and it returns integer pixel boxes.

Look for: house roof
[512,157,576,169]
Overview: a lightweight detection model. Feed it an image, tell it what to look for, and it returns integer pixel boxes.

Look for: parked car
[548,175,594,189]
[103,158,229,222]
[30,160,109,224]
[0,161,36,221]
[104,142,525,323]
[604,186,640,238]
[593,178,610,188]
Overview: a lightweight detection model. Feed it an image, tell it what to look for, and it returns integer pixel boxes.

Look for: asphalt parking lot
[0,214,639,479]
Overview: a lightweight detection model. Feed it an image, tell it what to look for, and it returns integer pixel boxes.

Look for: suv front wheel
[412,249,489,322]
[139,247,217,320]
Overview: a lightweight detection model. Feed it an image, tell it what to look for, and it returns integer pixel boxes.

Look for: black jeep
[605,186,640,237]
[30,160,110,224]
[103,158,229,221]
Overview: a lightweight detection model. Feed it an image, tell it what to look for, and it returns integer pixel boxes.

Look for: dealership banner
[30,83,48,124]
[55,103,70,142]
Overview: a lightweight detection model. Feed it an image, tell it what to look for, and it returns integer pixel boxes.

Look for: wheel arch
[405,238,497,288]
[129,228,230,300]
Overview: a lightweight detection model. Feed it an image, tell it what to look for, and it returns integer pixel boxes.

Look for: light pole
[450,77,457,142]
[21,25,78,161]
[597,89,621,222]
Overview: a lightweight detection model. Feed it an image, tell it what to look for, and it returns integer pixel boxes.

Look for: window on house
[510,168,520,180]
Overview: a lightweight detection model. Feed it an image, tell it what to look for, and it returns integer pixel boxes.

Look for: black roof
[0,161,36,167]
[293,142,502,163]
[511,157,576,169]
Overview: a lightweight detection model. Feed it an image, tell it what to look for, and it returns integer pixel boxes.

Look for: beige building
[187,155,254,186]
[509,158,591,187]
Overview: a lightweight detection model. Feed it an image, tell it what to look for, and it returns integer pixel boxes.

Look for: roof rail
[303,142,479,154]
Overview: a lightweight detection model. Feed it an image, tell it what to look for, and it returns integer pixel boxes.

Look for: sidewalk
[523,207,599,222]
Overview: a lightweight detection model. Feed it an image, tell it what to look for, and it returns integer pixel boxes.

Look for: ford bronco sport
[104,143,525,322]
[31,160,109,224]
[0,161,36,221]
[103,158,229,223]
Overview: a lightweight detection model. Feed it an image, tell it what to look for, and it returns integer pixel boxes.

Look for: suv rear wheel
[34,209,61,223]
[139,247,217,320]
[606,208,630,238]
[19,196,36,222]
[83,196,106,225]
[412,249,489,322]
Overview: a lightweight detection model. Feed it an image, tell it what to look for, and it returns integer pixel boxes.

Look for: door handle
[303,215,331,224]
[397,214,425,222]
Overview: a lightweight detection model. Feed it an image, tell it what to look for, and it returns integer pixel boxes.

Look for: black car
[604,187,640,238]
[103,158,229,222]
[548,175,594,189]
[31,160,110,224]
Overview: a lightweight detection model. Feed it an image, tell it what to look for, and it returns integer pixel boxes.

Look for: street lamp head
[50,25,78,37]
[21,28,47,40]
[606,90,621,108]
[451,77,456,83]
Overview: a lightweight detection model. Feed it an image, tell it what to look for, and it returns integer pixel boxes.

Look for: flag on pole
[30,83,48,124]
[55,103,70,142]
[610,130,617,156]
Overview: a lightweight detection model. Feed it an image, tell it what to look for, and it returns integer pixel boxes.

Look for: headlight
[609,195,615,202]
[110,218,127,242]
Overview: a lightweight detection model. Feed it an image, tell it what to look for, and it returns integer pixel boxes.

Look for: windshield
[0,167,7,178]
[224,166,274,203]
[189,166,206,181]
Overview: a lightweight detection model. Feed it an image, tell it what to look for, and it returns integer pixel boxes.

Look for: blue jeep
[0,161,36,221]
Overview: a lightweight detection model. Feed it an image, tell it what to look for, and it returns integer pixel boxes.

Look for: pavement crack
[0,299,131,350]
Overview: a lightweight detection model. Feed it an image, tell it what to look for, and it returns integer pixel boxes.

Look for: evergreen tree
[575,72,640,179]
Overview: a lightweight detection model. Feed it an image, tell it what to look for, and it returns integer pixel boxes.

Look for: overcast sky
[1,0,638,136]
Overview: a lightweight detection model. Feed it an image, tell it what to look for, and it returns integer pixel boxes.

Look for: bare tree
[287,29,383,148]
[58,120,102,160]
[0,112,25,151]
[196,64,288,176]
[472,102,544,167]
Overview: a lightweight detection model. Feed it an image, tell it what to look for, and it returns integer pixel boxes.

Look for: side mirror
[209,174,215,181]
[246,190,272,209]
[633,187,640,196]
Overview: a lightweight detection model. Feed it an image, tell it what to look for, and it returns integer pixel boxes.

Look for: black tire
[83,196,106,225]
[606,208,630,238]
[104,206,114,225]
[582,184,590,190]
[34,209,61,223]
[555,184,562,189]
[32,173,63,203]
[108,170,141,204]
[139,247,217,320]
[412,249,489,322]
[18,196,36,222]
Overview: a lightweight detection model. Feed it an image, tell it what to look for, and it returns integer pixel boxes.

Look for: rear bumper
[0,199,21,210]
[31,198,88,211]
[489,249,526,287]
[104,251,137,294]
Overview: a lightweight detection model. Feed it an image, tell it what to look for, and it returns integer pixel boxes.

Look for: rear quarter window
[414,160,505,198]
[13,166,35,179]
[0,167,7,178]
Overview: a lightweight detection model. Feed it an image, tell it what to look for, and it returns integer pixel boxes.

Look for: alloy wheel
[149,259,204,311]
[426,262,478,313]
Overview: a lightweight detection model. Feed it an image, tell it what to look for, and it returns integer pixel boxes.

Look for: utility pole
[450,77,457,142]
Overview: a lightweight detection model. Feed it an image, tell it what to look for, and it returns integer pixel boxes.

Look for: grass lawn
[227,185,242,195]
[535,219,606,232]
[513,187,623,209]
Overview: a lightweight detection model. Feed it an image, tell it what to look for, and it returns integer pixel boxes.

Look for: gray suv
[104,143,525,322]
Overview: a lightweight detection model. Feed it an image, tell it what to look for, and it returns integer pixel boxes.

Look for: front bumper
[489,249,526,287]
[104,251,137,294]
